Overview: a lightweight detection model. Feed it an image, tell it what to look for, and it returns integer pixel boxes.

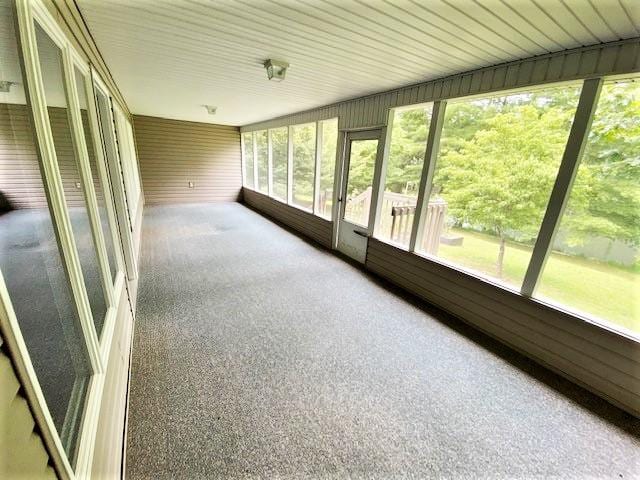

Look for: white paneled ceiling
[77,0,639,126]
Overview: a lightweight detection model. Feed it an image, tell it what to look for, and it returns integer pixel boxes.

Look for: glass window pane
[317,118,338,219]
[242,132,254,188]
[291,123,315,210]
[344,139,378,227]
[74,66,117,286]
[255,130,268,193]
[419,84,581,290]
[0,15,91,466]
[271,127,287,200]
[113,108,139,222]
[536,80,640,334]
[378,105,432,248]
[35,24,108,332]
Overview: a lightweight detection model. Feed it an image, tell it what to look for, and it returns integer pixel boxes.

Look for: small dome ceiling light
[204,105,217,115]
[263,59,289,82]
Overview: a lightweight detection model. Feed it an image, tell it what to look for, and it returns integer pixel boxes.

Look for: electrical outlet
[188,181,195,189]
[75,182,82,189]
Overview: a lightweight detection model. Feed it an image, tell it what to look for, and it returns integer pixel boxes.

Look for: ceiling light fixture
[263,59,289,82]
[204,105,217,115]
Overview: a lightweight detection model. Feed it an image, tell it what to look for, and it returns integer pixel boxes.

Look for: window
[418,84,581,290]
[242,132,254,188]
[291,123,316,210]
[74,66,118,286]
[377,105,433,248]
[255,130,268,193]
[0,19,92,466]
[36,23,110,333]
[270,127,288,200]
[113,107,141,221]
[535,80,640,334]
[316,118,338,219]
[343,139,378,227]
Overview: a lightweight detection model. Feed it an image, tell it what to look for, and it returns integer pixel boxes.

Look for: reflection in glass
[378,106,432,248]
[270,127,287,200]
[420,85,581,290]
[74,67,117,292]
[536,80,640,334]
[35,23,108,334]
[0,12,91,466]
[242,132,254,188]
[317,118,338,219]
[255,130,268,193]
[343,139,378,227]
[291,123,316,210]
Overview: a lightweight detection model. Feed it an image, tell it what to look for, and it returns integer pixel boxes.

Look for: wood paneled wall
[0,103,102,210]
[243,189,333,249]
[133,115,242,205]
[0,332,57,479]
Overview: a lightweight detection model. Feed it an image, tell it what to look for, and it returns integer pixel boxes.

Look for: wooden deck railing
[335,188,447,254]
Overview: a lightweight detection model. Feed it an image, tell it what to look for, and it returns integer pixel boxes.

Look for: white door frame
[336,128,386,263]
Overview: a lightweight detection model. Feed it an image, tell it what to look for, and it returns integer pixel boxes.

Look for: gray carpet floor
[126,202,640,480]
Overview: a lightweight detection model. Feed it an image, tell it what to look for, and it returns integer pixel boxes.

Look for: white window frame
[0,0,131,478]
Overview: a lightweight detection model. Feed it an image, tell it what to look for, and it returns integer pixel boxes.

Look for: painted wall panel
[133,115,241,205]
[0,333,57,480]
[243,188,332,249]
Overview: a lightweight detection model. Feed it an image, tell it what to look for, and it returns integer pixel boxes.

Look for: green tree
[433,91,579,278]
[561,82,640,253]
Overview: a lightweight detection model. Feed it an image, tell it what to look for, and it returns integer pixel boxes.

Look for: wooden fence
[338,187,447,253]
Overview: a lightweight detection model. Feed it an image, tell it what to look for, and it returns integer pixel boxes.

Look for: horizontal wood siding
[0,333,57,479]
[133,115,241,205]
[0,103,98,209]
[241,38,640,133]
[243,188,332,249]
[366,238,640,416]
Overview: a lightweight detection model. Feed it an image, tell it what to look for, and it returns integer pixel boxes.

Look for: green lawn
[437,228,639,334]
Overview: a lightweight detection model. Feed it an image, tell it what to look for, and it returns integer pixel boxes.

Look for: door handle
[353,230,369,238]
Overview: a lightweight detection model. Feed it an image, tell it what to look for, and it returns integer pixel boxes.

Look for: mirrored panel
[0,7,91,465]
[35,22,108,334]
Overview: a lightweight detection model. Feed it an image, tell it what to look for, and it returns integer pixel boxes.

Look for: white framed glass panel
[34,23,108,334]
[113,106,140,223]
[255,130,268,193]
[242,131,254,188]
[343,139,378,227]
[0,14,91,466]
[317,118,338,219]
[74,66,117,284]
[270,127,287,200]
[291,122,315,210]
[418,84,582,290]
[378,105,433,248]
[535,79,640,335]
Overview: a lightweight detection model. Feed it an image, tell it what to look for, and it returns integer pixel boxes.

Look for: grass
[437,228,639,334]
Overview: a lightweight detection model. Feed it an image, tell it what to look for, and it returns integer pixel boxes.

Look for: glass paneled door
[337,129,383,263]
